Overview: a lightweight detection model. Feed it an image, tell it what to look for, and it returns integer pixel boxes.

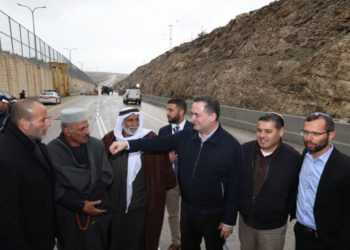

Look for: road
[44,93,300,250]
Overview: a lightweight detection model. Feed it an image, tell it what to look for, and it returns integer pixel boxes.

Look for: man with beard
[295,112,350,250]
[101,107,176,250]
[0,100,55,250]
[238,113,300,250]
[158,98,193,250]
[47,107,113,250]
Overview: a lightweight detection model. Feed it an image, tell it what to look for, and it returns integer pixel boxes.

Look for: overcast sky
[2,0,273,73]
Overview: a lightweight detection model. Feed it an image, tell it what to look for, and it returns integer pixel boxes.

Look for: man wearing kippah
[238,112,301,250]
[47,107,113,250]
[101,107,176,250]
[294,112,350,250]
[0,95,11,134]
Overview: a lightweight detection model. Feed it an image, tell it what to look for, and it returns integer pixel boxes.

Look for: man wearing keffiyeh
[102,107,176,250]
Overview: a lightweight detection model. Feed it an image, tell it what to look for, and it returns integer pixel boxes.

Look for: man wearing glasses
[295,112,350,250]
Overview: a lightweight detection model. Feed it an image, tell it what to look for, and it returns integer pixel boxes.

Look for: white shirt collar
[171,119,187,131]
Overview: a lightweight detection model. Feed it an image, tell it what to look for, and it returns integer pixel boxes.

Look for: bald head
[11,99,39,124]
[11,100,51,140]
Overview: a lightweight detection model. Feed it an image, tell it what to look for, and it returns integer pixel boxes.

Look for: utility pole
[168,24,173,50]
[17,3,46,61]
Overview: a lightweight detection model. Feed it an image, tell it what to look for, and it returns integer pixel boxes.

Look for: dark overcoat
[0,122,55,250]
[102,131,176,250]
[306,148,350,250]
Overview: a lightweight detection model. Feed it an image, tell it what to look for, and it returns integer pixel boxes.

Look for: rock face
[119,0,350,121]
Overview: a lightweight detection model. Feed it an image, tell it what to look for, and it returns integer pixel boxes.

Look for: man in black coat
[0,99,55,250]
[238,113,300,250]
[158,98,193,250]
[295,112,350,250]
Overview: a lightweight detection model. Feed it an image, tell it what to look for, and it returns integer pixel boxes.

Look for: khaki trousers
[238,214,287,250]
[166,183,181,246]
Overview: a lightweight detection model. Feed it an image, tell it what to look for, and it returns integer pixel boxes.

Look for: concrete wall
[0,52,94,98]
[143,94,350,156]
[0,52,52,98]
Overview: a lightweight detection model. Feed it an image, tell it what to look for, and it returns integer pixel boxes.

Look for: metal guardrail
[0,9,95,84]
[142,94,350,156]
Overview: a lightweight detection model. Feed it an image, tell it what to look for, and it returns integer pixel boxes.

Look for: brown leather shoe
[167,243,180,250]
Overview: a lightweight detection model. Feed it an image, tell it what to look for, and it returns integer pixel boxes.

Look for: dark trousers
[109,206,146,250]
[180,209,225,250]
[294,222,323,250]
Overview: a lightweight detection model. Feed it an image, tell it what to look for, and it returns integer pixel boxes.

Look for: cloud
[1,0,273,73]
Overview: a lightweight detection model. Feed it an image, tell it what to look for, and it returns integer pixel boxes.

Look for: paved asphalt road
[45,93,301,250]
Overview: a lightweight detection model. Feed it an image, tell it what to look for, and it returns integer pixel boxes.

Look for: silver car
[38,91,61,104]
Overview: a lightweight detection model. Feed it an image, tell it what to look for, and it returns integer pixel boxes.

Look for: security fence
[0,9,95,84]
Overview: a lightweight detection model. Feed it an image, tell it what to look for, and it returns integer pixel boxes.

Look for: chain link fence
[0,9,95,84]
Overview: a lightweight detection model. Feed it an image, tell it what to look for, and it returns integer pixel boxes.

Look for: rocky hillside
[119,0,350,121]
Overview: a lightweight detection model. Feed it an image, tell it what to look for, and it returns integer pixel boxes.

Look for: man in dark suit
[295,112,350,250]
[158,98,193,250]
[0,99,55,250]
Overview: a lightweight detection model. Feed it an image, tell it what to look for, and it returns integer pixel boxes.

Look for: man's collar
[171,119,187,130]
[198,123,220,142]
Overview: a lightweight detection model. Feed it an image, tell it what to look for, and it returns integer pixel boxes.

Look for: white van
[123,89,142,105]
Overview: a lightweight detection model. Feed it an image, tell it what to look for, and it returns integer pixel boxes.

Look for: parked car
[38,91,61,104]
[123,88,142,105]
[0,90,17,102]
[80,89,91,95]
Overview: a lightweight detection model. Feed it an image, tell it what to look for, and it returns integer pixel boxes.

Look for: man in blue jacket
[109,95,244,250]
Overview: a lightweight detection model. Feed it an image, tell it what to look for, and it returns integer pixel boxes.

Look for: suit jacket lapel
[315,149,337,205]
[32,143,54,175]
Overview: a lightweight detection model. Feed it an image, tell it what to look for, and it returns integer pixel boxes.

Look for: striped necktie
[173,125,180,176]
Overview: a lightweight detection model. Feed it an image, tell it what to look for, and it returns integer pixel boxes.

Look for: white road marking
[95,95,108,137]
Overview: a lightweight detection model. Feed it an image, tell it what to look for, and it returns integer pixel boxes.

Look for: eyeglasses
[300,130,329,137]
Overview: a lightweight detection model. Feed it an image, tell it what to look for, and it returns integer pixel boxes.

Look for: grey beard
[123,126,138,136]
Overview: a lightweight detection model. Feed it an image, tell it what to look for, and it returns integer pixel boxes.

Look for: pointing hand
[109,141,128,155]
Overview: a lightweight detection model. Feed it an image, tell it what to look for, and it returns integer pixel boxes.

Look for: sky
[2,0,273,73]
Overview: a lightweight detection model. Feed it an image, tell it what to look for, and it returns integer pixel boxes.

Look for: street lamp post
[17,3,46,61]
[64,48,77,62]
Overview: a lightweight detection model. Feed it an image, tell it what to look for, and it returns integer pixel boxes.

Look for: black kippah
[118,108,139,116]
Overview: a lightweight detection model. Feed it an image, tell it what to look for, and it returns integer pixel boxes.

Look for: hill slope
[119,0,350,120]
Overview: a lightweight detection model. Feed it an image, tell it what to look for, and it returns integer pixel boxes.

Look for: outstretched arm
[109,141,128,155]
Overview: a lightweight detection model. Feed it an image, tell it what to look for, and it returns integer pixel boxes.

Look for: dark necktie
[173,125,180,177]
